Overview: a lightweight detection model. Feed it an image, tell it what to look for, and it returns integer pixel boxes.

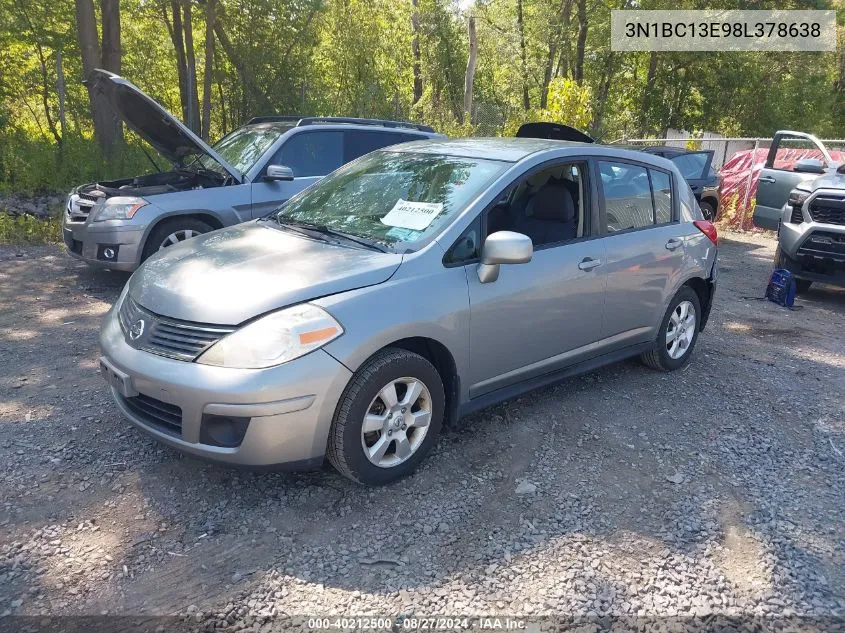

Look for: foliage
[0,0,842,194]
[0,213,61,244]
[502,78,592,137]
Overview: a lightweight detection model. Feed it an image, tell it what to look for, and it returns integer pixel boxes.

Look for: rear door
[250,130,344,218]
[754,131,832,230]
[344,130,426,162]
[597,159,686,345]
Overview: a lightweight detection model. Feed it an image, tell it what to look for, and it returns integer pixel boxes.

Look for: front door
[465,160,606,398]
[250,130,344,218]
[754,132,832,230]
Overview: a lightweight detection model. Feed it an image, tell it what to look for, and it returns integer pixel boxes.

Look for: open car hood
[516,122,594,144]
[89,70,243,183]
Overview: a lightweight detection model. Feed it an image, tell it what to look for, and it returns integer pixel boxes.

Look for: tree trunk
[540,43,556,109]
[183,0,201,131]
[213,18,274,112]
[75,0,118,156]
[100,0,122,145]
[639,51,658,134]
[463,16,477,122]
[557,0,572,78]
[574,0,587,85]
[201,0,215,139]
[170,0,190,122]
[590,53,617,136]
[517,0,529,110]
[411,0,422,105]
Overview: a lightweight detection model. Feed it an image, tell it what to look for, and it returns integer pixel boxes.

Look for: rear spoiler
[516,122,594,144]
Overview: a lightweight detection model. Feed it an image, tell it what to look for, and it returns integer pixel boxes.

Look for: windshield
[273,151,508,251]
[198,123,291,175]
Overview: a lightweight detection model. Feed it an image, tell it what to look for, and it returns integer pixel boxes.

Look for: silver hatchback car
[99,138,718,485]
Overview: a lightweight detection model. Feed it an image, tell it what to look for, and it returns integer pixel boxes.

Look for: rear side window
[600,161,674,231]
[274,131,343,177]
[344,131,423,162]
[651,170,673,224]
[600,161,653,231]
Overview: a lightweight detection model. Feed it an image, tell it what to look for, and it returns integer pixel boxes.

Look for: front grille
[790,204,804,224]
[119,295,236,361]
[797,231,845,263]
[121,393,182,437]
[66,190,103,222]
[808,195,845,226]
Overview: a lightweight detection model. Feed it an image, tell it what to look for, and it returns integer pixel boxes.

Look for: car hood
[806,170,845,191]
[127,222,403,325]
[89,69,242,182]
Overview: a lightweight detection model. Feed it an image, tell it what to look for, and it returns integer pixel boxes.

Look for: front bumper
[62,210,146,271]
[780,201,845,285]
[99,303,353,467]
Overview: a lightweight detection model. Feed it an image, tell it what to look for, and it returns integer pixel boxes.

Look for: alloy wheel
[361,377,432,468]
[666,300,696,360]
[159,229,199,250]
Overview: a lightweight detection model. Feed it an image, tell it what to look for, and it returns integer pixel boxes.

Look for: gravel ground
[1,231,844,629]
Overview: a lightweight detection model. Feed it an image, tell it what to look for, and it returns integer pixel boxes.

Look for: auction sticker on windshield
[381,199,443,231]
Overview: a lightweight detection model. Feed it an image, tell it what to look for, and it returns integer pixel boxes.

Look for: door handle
[758,176,776,184]
[665,238,683,251]
[578,257,602,271]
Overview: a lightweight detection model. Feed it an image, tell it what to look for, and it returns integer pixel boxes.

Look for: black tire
[141,217,214,262]
[773,245,812,293]
[699,200,716,222]
[327,348,445,486]
[641,286,701,372]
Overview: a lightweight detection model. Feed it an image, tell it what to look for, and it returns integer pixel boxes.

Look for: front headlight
[92,196,148,222]
[196,304,343,369]
[787,189,811,207]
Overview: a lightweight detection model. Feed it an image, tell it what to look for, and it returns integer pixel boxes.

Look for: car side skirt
[457,341,654,419]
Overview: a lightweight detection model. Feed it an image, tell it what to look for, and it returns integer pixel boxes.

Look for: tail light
[693,220,718,245]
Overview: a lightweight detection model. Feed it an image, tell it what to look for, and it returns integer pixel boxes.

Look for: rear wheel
[773,245,812,293]
[641,286,701,371]
[141,217,214,262]
[699,200,716,222]
[327,348,445,485]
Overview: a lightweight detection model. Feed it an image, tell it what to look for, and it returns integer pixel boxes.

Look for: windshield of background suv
[272,150,508,251]
[198,123,292,175]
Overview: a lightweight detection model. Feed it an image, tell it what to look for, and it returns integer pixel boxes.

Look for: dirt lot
[1,231,844,628]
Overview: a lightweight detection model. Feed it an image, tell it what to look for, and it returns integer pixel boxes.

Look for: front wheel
[641,286,701,371]
[327,348,445,485]
[141,217,214,262]
[774,245,812,293]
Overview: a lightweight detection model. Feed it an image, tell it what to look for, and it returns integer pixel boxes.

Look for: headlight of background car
[92,196,148,222]
[197,304,343,369]
[788,188,811,207]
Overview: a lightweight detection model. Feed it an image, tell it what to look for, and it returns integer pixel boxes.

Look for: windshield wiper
[274,217,388,253]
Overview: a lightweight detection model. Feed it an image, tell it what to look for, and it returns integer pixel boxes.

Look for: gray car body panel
[129,221,404,324]
[100,138,717,468]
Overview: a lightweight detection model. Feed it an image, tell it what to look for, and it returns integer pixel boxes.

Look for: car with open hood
[99,137,718,485]
[62,70,440,271]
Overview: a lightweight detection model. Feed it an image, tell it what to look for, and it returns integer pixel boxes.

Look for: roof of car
[391,137,592,162]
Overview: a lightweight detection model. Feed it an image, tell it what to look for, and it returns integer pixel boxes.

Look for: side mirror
[794,158,825,174]
[477,231,533,283]
[264,164,295,181]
